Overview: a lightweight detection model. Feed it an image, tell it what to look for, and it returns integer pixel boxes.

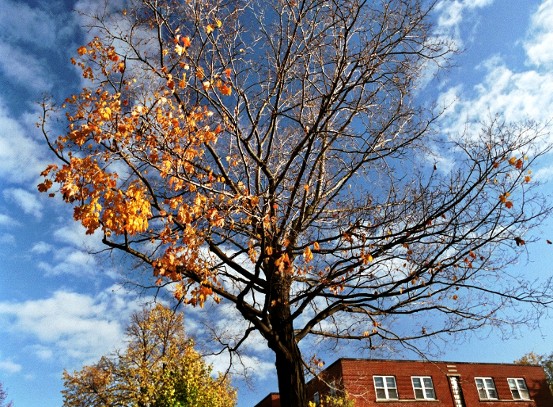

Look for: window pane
[376,388,386,399]
[374,377,384,387]
[425,388,436,399]
[412,377,421,387]
[477,388,487,399]
[386,377,396,388]
[414,388,424,399]
[388,388,398,399]
[423,377,433,388]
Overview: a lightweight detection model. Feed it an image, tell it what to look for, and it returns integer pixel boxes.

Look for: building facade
[255,359,553,407]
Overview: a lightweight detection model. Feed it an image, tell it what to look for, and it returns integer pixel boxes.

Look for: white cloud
[31,345,54,361]
[434,0,494,43]
[0,233,15,245]
[0,287,142,366]
[3,188,43,219]
[0,358,22,374]
[37,247,99,277]
[0,104,46,184]
[0,213,18,227]
[0,42,52,93]
[31,241,53,254]
[437,0,553,146]
[53,222,105,252]
[0,0,58,48]
[524,0,553,67]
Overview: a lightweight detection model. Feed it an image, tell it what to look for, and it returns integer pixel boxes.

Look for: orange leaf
[304,247,313,263]
[218,83,232,96]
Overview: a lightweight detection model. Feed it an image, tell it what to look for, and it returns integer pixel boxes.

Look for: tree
[40,0,553,404]
[515,352,553,394]
[62,304,236,407]
[0,382,13,407]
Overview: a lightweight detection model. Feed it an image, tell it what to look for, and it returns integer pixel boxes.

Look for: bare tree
[0,382,12,407]
[40,0,553,404]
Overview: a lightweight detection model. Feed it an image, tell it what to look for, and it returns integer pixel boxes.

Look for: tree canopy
[40,0,553,404]
[62,304,236,407]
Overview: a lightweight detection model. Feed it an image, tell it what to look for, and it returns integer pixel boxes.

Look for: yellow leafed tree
[62,304,236,407]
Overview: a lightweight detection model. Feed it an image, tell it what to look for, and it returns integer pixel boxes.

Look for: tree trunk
[266,260,308,406]
[272,333,307,406]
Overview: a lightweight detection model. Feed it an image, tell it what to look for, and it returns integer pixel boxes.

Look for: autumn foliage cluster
[40,25,235,307]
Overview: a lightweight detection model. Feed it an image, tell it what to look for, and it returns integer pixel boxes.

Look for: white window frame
[329,380,337,397]
[475,377,498,400]
[313,391,320,406]
[412,376,436,400]
[508,378,530,400]
[373,376,399,400]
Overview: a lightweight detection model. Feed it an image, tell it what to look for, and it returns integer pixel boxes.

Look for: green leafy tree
[62,304,236,407]
[41,0,553,404]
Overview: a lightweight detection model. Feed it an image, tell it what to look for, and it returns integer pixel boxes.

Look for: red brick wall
[304,359,553,407]
[254,392,280,407]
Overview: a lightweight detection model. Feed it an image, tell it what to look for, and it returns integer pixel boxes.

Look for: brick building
[255,358,553,407]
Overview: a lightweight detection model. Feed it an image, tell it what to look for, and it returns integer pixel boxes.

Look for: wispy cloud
[436,0,553,154]
[524,0,553,67]
[0,358,22,374]
[434,0,495,45]
[31,241,53,254]
[3,188,43,219]
[0,0,59,48]
[0,213,19,227]
[0,104,47,184]
[0,42,53,93]
[37,248,99,277]
[0,286,142,366]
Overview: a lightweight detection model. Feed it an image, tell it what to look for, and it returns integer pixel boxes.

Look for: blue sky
[1,0,553,406]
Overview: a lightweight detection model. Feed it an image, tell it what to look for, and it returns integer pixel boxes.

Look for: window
[329,381,337,397]
[374,376,399,400]
[508,378,530,400]
[313,391,320,406]
[475,377,498,400]
[412,376,436,400]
